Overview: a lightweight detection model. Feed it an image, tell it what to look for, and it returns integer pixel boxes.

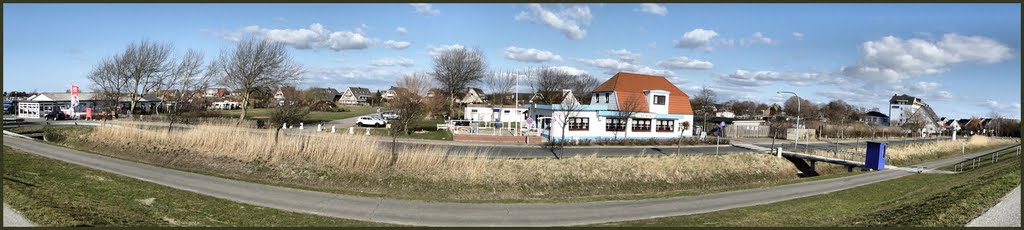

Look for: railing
[953,145,1021,172]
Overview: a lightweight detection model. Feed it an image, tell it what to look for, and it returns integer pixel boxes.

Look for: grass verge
[595,150,1021,227]
[1,145,390,227]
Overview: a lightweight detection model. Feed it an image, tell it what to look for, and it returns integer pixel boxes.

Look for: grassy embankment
[596,146,1022,227]
[1,145,390,227]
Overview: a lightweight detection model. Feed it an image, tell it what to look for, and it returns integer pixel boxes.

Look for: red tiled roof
[593,72,693,115]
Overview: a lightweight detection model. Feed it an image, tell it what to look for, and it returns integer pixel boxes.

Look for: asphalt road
[3,203,36,227]
[3,134,1009,226]
[967,186,1021,227]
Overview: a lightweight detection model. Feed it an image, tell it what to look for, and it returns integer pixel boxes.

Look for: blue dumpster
[865,141,887,170]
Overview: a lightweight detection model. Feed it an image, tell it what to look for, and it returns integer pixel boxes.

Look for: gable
[594,72,693,115]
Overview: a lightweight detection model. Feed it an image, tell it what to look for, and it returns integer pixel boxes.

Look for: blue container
[865,141,887,170]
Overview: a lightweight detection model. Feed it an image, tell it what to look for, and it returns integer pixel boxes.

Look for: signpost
[717,121,725,155]
[525,117,535,144]
[70,84,80,119]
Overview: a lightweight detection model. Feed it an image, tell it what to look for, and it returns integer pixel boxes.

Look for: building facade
[888,94,940,133]
[338,87,373,105]
[529,72,695,140]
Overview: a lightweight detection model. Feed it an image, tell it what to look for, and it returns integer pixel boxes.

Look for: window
[605,118,626,131]
[471,109,478,112]
[654,95,666,105]
[632,119,652,132]
[604,93,610,103]
[568,117,590,131]
[504,110,510,113]
[656,120,675,132]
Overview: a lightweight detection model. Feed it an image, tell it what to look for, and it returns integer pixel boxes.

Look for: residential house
[862,111,890,125]
[464,104,528,123]
[529,72,695,140]
[306,87,340,102]
[457,88,486,104]
[205,88,229,98]
[714,111,736,118]
[382,87,401,101]
[17,92,161,118]
[337,87,373,105]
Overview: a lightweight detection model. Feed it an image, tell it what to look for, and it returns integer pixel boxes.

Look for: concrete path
[3,135,1006,226]
[3,203,36,227]
[967,186,1021,227]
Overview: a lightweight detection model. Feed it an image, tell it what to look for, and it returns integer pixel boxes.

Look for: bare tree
[210,37,304,122]
[122,40,175,115]
[87,56,131,116]
[822,99,854,138]
[162,49,210,130]
[569,73,600,105]
[432,48,487,118]
[783,96,817,119]
[482,70,517,106]
[614,94,645,140]
[387,72,435,166]
[529,67,568,104]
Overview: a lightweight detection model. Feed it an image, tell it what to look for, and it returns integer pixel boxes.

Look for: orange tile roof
[593,72,693,115]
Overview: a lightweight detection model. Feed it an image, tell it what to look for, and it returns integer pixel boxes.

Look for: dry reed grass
[83,123,803,200]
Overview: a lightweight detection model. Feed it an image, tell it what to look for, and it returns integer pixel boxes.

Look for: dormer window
[654,95,666,105]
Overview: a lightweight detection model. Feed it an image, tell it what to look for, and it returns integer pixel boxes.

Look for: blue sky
[3,3,1020,118]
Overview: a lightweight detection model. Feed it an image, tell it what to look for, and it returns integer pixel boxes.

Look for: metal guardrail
[953,145,1021,172]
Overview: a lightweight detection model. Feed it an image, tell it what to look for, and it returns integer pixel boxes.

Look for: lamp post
[778,91,800,150]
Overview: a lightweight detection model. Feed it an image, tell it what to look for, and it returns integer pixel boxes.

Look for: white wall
[534,109,694,140]
[464,106,527,123]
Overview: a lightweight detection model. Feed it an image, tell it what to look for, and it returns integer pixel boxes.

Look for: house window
[656,120,675,132]
[605,118,626,131]
[471,109,478,112]
[604,93,610,103]
[568,117,589,131]
[632,119,652,132]
[654,95,666,105]
[504,110,510,113]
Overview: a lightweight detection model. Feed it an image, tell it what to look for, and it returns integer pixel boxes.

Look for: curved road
[3,134,1006,226]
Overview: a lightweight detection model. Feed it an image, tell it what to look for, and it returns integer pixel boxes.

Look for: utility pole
[778,91,800,151]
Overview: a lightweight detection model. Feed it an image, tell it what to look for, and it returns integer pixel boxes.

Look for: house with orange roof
[528,72,695,140]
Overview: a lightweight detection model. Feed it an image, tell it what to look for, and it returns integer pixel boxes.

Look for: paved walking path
[3,134,1005,226]
[3,203,36,227]
[967,186,1021,227]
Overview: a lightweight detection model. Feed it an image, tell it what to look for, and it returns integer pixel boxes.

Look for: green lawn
[1,145,392,227]
[596,150,1021,227]
[216,105,377,123]
[367,118,452,141]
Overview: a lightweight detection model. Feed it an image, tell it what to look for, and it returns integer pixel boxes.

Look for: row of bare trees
[88,37,304,125]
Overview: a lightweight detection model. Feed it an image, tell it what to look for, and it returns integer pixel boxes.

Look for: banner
[70,84,80,108]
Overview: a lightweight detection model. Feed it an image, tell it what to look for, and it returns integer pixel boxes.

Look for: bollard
[317,124,323,132]
[776,147,783,158]
[365,128,372,135]
[283,123,288,129]
[299,122,304,130]
[349,127,355,135]
[331,125,336,133]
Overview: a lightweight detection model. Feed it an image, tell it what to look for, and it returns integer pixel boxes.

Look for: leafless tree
[210,37,304,122]
[783,96,817,120]
[528,67,566,104]
[387,72,435,166]
[87,56,131,116]
[161,49,211,130]
[613,94,645,140]
[822,99,854,138]
[431,47,487,119]
[482,70,517,106]
[569,73,600,104]
[122,40,175,115]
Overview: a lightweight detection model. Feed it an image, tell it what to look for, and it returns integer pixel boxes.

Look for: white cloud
[548,66,589,76]
[656,56,714,70]
[842,33,1013,83]
[231,23,374,51]
[381,40,411,50]
[305,66,410,91]
[578,58,674,76]
[636,3,668,16]
[675,28,718,51]
[716,69,840,88]
[607,49,640,63]
[410,3,440,16]
[503,46,563,63]
[911,81,941,91]
[740,32,775,46]
[792,32,804,40]
[427,44,465,56]
[395,27,408,34]
[369,57,415,67]
[515,4,592,40]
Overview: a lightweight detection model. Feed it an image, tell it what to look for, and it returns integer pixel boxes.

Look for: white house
[210,100,241,110]
[338,87,373,105]
[457,88,486,104]
[529,72,695,141]
[714,111,736,118]
[17,92,161,118]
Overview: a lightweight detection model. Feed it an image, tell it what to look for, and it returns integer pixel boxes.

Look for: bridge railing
[953,145,1021,172]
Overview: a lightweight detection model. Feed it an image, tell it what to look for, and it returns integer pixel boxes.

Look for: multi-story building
[888,94,940,133]
[529,72,695,140]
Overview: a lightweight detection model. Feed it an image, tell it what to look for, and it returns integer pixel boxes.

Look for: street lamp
[778,91,800,150]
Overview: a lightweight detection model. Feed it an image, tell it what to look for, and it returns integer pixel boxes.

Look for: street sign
[719,121,725,127]
[526,117,535,125]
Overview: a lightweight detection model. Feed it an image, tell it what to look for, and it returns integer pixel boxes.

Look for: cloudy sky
[3,3,1020,118]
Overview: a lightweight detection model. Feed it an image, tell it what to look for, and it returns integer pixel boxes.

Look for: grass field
[216,106,377,123]
[803,136,1019,166]
[1,145,390,227]
[367,118,452,140]
[596,148,1021,227]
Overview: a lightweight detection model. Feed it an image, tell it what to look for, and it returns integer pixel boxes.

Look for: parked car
[356,116,387,127]
[44,110,68,120]
[380,112,400,120]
